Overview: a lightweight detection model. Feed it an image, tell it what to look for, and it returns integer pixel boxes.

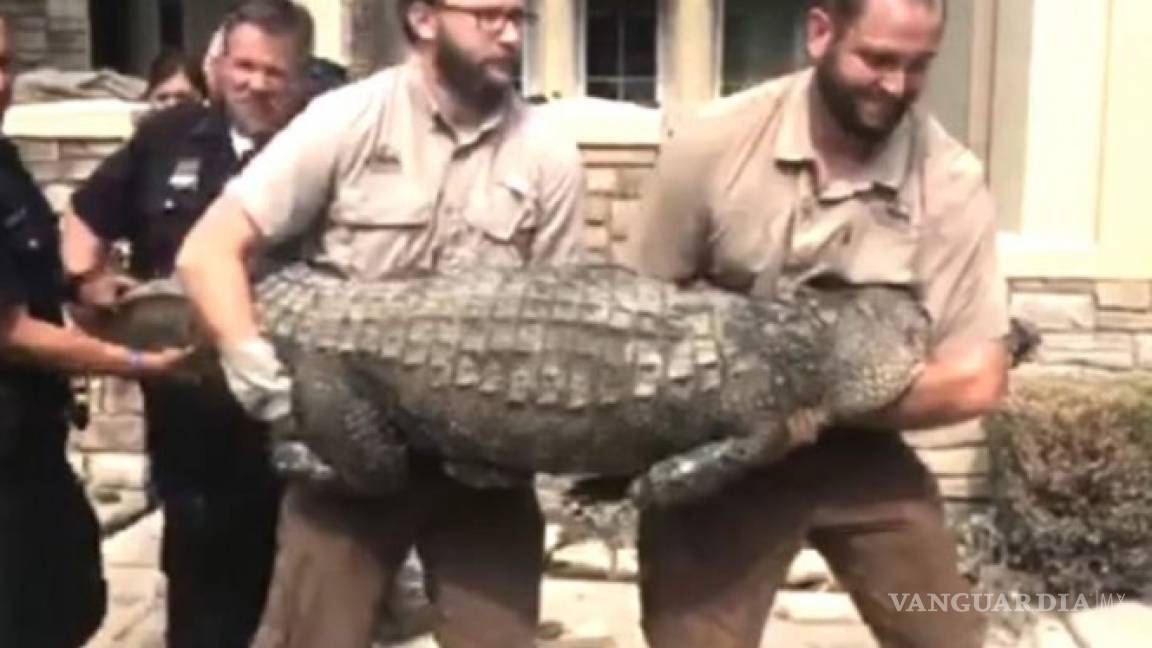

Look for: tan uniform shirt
[623,69,1009,352]
[228,61,585,278]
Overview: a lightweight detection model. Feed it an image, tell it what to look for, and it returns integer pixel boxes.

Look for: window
[89,0,207,76]
[720,0,808,95]
[584,0,658,105]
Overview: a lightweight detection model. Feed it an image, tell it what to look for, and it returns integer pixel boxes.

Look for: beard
[434,30,519,115]
[226,100,279,140]
[814,51,911,145]
[223,88,300,142]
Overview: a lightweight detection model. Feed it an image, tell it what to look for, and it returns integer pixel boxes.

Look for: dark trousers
[639,430,986,648]
[0,449,106,648]
[143,381,281,648]
[253,461,544,648]
[161,485,281,648]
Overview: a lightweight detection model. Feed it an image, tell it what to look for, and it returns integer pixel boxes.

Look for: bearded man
[175,1,585,647]
[624,0,1009,646]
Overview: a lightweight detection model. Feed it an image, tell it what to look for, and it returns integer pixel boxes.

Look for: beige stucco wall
[537,0,580,98]
[662,0,716,106]
[297,0,348,64]
[998,0,1152,280]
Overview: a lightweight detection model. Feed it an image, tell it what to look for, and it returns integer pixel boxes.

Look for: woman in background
[143,48,206,112]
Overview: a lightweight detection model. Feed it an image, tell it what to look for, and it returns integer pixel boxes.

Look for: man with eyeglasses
[176,1,584,647]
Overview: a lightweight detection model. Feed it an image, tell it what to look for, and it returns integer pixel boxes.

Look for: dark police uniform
[0,138,105,647]
[71,103,280,648]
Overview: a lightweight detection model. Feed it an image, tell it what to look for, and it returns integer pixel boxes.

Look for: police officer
[0,13,186,647]
[59,2,315,646]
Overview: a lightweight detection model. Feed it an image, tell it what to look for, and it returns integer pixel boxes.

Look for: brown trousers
[639,430,986,648]
[252,461,543,648]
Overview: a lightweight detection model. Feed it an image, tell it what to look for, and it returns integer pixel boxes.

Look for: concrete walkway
[85,511,1150,648]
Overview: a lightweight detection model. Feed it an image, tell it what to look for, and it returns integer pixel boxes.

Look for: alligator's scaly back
[247,264,930,506]
[106,264,932,507]
[253,264,768,412]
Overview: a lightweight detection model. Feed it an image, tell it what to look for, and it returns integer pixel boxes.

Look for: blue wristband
[127,348,143,371]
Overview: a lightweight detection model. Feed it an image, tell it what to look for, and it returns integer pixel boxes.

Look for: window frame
[712,0,810,97]
[709,0,997,157]
[576,0,667,105]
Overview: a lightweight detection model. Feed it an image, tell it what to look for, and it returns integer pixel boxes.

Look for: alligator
[108,263,937,508]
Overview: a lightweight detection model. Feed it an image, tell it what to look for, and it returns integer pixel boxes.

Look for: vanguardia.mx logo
[888,592,1127,613]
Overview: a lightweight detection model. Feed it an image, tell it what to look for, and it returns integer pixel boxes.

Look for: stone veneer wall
[0,0,90,71]
[8,126,1152,508]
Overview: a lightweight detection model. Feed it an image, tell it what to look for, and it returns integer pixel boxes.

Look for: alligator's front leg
[628,410,825,508]
[287,350,409,495]
[627,438,758,508]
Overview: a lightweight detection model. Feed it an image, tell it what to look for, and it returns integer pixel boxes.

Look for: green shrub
[983,374,1152,596]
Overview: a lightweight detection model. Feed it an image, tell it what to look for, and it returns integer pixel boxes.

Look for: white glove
[220,338,293,422]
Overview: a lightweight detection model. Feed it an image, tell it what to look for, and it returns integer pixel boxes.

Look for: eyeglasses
[433,2,538,34]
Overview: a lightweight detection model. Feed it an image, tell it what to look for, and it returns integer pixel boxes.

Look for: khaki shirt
[228,61,585,278]
[623,69,1009,352]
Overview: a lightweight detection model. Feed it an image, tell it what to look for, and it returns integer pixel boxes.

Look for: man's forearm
[175,195,262,346]
[857,339,1010,432]
[178,248,259,345]
[176,197,295,422]
[60,211,110,278]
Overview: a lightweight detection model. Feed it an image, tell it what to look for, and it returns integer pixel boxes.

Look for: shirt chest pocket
[823,199,920,286]
[141,183,213,257]
[1,204,58,272]
[327,172,433,275]
[457,177,540,268]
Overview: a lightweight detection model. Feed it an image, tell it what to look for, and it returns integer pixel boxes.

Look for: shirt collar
[230,129,256,159]
[404,59,516,147]
[774,68,914,195]
[190,105,250,156]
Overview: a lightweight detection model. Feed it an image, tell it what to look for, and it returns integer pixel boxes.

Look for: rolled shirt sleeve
[918,158,1011,353]
[225,93,347,246]
[70,144,138,240]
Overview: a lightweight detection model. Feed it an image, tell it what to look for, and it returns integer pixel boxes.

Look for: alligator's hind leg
[290,350,408,495]
[270,439,341,486]
[628,418,803,509]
